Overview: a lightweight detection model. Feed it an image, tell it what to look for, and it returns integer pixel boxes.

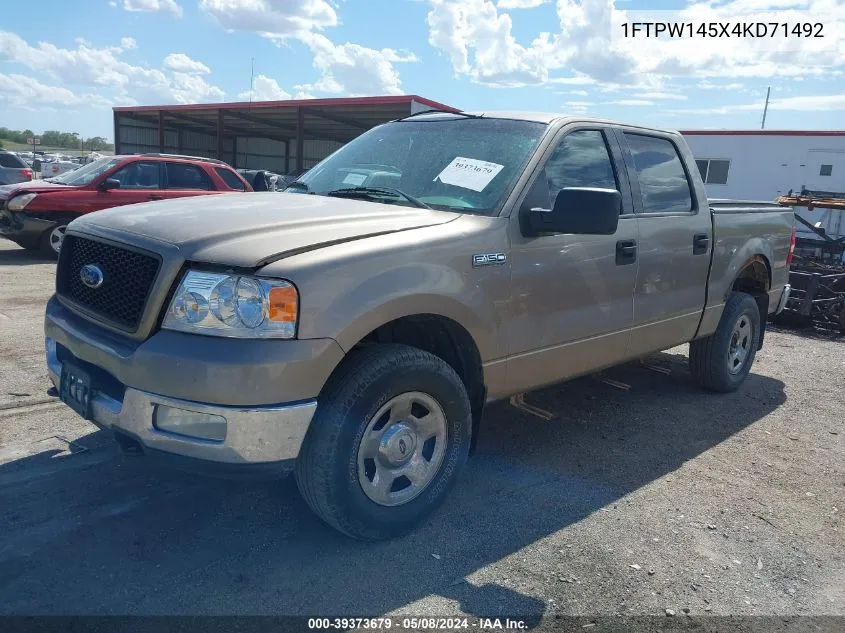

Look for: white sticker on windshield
[434,157,504,192]
[342,172,367,186]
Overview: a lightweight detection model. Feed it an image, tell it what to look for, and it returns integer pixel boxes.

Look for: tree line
[0,127,114,151]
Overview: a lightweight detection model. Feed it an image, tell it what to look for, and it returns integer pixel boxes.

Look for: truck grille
[56,235,161,331]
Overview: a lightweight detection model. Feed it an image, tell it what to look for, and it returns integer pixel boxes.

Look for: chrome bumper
[47,337,317,465]
[775,284,791,315]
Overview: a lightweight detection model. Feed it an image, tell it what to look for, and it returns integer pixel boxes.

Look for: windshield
[50,157,121,185]
[290,117,546,215]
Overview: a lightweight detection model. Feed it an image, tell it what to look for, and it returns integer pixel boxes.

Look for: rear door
[88,160,164,211]
[162,162,218,199]
[504,125,639,394]
[616,130,712,356]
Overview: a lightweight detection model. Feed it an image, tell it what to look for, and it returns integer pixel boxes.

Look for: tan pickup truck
[45,112,794,540]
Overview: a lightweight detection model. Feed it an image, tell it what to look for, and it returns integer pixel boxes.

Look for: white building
[681,130,845,248]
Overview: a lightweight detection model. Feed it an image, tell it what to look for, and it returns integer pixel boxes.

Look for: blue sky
[1,0,843,140]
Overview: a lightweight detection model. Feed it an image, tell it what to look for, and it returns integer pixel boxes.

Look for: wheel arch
[730,254,772,349]
[333,311,487,452]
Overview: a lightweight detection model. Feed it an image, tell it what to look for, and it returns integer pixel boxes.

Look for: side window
[109,162,161,189]
[215,167,247,191]
[166,163,214,190]
[544,130,618,204]
[0,153,26,168]
[624,134,693,213]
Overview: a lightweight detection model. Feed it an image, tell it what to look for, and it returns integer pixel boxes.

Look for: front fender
[309,262,502,362]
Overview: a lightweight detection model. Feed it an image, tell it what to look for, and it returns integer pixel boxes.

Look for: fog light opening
[153,405,227,442]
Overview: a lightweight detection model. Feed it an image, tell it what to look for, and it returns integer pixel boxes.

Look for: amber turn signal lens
[268,285,297,323]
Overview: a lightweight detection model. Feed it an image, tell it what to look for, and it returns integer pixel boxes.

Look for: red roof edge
[114,95,461,114]
[680,130,845,137]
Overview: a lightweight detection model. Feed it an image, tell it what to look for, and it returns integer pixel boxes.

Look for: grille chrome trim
[56,234,162,333]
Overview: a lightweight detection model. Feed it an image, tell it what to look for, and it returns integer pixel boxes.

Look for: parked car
[237,169,286,192]
[0,151,34,185]
[44,113,794,540]
[39,159,79,178]
[0,153,252,257]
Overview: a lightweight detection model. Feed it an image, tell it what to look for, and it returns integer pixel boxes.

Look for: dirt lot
[0,240,842,619]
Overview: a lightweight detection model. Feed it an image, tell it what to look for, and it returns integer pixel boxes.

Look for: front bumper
[44,296,344,467]
[47,337,317,465]
[0,209,55,248]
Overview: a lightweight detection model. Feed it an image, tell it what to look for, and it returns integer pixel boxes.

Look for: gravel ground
[0,240,842,619]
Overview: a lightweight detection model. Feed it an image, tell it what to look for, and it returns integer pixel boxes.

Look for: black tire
[38,223,68,259]
[295,344,472,541]
[689,292,761,393]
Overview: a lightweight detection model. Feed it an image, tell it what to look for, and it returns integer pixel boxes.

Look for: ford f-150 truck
[44,112,794,540]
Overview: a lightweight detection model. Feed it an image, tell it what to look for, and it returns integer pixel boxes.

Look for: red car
[0,153,252,257]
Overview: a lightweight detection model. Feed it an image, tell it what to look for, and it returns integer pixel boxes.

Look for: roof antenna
[761,86,770,130]
[244,57,255,165]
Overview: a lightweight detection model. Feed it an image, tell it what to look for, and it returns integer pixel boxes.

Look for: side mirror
[522,187,621,236]
[98,178,121,191]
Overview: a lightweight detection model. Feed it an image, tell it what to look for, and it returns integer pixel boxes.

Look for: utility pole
[761,86,771,130]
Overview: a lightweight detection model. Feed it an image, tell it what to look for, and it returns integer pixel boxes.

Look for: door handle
[693,233,710,255]
[616,239,637,265]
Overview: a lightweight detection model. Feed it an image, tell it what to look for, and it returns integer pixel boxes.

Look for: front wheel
[295,344,472,540]
[689,292,761,392]
[39,223,67,258]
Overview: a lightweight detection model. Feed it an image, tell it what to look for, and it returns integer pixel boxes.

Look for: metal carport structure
[112,95,459,174]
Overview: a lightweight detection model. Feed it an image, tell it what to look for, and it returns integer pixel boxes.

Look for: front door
[92,161,164,210]
[618,131,712,357]
[504,126,639,394]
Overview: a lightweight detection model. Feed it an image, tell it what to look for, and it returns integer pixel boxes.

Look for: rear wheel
[689,292,761,392]
[39,223,67,258]
[295,344,471,541]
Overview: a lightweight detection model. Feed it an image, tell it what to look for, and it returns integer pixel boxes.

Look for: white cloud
[427,0,553,86]
[163,53,211,74]
[0,31,225,105]
[697,80,745,91]
[564,100,592,106]
[497,0,549,8]
[639,91,687,101]
[199,0,414,97]
[120,37,137,49]
[425,0,845,88]
[0,73,111,109]
[199,0,337,39]
[566,89,588,96]
[671,94,845,116]
[237,74,291,101]
[294,33,418,96]
[604,99,656,106]
[167,72,225,103]
[123,0,183,17]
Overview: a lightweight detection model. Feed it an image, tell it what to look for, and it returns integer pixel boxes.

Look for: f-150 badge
[472,253,507,267]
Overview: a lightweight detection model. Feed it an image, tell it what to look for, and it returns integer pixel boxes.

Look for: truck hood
[72,192,461,268]
[0,180,77,200]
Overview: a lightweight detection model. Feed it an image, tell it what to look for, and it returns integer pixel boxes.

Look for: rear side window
[166,163,213,190]
[544,130,617,203]
[215,167,246,191]
[624,134,693,213]
[0,153,26,168]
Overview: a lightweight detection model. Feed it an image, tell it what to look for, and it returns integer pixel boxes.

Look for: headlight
[162,270,297,338]
[7,193,37,211]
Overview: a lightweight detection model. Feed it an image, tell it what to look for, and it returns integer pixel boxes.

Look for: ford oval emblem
[79,264,104,289]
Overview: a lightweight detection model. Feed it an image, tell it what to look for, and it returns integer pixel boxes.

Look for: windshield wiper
[325,186,432,210]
